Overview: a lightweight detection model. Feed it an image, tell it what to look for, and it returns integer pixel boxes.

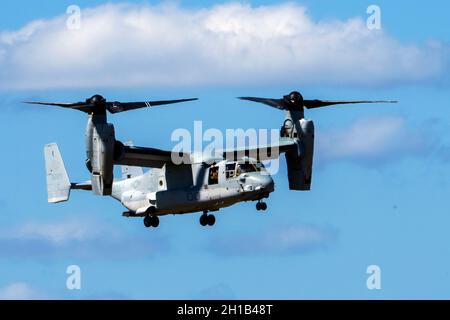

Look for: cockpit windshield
[225,160,265,179]
[237,163,258,174]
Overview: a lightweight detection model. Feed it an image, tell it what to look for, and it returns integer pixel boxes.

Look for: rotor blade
[24,101,93,112]
[304,100,397,109]
[25,101,86,107]
[106,98,198,114]
[237,97,286,110]
[147,98,199,106]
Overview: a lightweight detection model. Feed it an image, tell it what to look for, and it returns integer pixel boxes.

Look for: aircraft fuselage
[112,159,274,216]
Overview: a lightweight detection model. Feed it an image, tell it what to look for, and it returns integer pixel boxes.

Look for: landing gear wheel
[150,215,160,228]
[200,213,215,227]
[260,202,267,211]
[143,216,152,228]
[207,214,216,226]
[200,214,208,226]
[256,201,267,211]
[144,215,159,228]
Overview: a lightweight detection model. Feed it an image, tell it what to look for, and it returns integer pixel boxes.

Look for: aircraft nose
[255,174,274,192]
[265,176,275,192]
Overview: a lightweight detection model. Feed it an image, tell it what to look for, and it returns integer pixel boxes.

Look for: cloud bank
[316,116,430,165]
[207,224,337,256]
[0,2,447,89]
[0,218,170,260]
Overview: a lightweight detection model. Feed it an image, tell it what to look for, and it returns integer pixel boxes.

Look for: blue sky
[0,0,450,299]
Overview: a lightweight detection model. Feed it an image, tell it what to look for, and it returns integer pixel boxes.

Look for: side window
[225,162,236,179]
[208,166,219,185]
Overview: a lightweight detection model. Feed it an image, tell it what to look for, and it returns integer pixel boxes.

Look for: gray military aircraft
[29,92,395,228]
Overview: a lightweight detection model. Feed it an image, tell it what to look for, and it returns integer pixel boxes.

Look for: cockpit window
[226,160,264,179]
[255,162,265,171]
[225,162,236,179]
[237,163,257,174]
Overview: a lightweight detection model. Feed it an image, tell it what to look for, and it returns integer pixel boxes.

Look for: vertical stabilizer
[44,143,71,203]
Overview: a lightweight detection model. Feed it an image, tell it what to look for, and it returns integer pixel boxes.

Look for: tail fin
[44,143,71,203]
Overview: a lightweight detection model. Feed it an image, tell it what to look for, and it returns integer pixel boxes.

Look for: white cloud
[0,218,170,259]
[270,225,334,252]
[12,219,111,245]
[316,116,427,164]
[0,20,47,45]
[0,48,5,64]
[0,282,45,300]
[208,224,337,256]
[0,2,447,89]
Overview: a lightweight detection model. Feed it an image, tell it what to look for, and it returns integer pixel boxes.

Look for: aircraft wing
[115,145,191,168]
[115,138,298,168]
[221,137,299,161]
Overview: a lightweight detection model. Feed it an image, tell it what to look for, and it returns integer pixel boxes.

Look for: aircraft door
[208,165,219,185]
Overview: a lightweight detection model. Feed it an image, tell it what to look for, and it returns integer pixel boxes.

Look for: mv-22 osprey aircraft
[27,92,395,228]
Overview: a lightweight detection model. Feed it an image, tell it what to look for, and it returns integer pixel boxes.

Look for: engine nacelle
[90,123,116,195]
[113,140,125,162]
[285,119,314,190]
